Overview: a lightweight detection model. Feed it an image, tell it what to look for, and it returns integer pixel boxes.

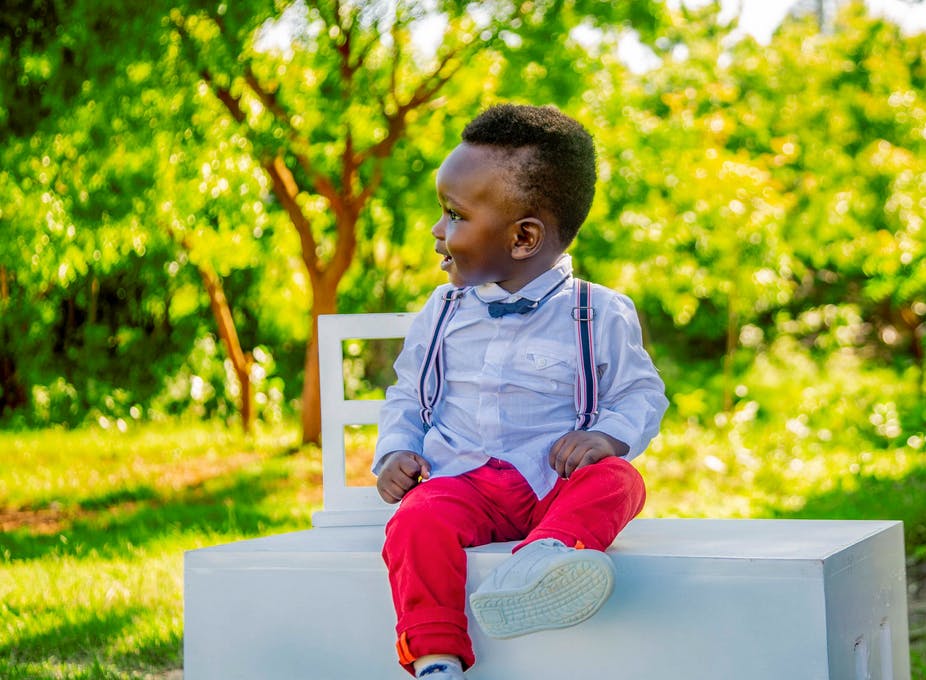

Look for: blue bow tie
[487,297,538,318]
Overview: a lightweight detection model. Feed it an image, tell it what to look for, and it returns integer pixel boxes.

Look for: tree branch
[359,46,465,164]
[265,155,321,277]
[172,13,247,126]
[203,70,247,124]
[243,66,293,126]
[206,11,311,160]
[325,203,359,290]
[357,160,384,207]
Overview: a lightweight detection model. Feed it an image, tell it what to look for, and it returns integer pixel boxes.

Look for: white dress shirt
[373,254,669,498]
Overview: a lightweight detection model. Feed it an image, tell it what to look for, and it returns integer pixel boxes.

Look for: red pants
[381,456,646,674]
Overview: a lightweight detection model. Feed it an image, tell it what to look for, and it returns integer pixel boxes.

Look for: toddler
[373,103,668,679]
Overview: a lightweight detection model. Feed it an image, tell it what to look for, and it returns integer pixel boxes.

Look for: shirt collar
[473,254,573,304]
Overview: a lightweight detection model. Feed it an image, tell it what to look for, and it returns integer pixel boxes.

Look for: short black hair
[461,103,596,247]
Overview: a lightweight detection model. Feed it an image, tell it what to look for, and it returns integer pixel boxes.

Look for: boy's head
[460,104,597,248]
[432,103,596,292]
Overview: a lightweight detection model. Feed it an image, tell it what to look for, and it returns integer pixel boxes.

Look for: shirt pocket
[508,341,575,394]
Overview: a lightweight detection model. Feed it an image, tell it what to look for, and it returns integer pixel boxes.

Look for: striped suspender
[417,287,467,429]
[573,279,598,430]
[415,280,598,430]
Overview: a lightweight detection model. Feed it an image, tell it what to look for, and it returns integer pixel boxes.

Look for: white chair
[313,312,415,528]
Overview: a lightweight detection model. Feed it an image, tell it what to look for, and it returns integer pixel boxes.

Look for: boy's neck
[496,251,567,294]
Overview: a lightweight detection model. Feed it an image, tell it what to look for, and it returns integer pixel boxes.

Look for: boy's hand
[376,451,431,503]
[549,431,630,479]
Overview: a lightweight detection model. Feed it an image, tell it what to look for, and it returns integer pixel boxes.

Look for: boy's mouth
[436,245,454,270]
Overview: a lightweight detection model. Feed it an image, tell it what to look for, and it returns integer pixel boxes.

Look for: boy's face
[432,143,527,291]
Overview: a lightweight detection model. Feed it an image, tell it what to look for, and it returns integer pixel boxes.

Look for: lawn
[0,422,319,679]
[1,418,924,678]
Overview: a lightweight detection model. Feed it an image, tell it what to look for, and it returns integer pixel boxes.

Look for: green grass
[0,420,321,679]
[1,416,924,678]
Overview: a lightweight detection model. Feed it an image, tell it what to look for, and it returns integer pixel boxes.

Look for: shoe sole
[468,550,615,639]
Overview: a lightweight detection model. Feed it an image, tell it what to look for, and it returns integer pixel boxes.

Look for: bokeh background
[2,0,926,677]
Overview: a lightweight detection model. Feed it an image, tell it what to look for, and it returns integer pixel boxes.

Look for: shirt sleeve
[371,286,449,475]
[589,289,669,460]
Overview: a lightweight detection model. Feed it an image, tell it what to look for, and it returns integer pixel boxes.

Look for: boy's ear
[510,217,546,260]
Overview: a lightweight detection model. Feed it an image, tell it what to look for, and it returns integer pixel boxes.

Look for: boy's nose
[431,217,445,239]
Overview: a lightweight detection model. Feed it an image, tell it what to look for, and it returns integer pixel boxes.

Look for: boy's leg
[383,462,537,674]
[468,457,645,638]
[519,455,646,551]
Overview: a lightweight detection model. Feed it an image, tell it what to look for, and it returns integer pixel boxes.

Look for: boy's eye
[447,209,461,222]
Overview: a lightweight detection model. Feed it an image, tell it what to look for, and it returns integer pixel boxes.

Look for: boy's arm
[567,292,668,469]
[372,287,450,477]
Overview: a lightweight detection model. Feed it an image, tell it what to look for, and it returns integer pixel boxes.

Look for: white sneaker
[416,661,465,679]
[468,538,615,639]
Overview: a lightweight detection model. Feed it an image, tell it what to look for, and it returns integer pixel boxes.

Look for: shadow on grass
[0,460,313,562]
[0,662,130,680]
[110,630,183,671]
[77,486,162,511]
[770,462,926,556]
[0,449,318,676]
[0,608,142,664]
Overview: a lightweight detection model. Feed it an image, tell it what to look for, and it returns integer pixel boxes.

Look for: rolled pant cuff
[396,606,475,673]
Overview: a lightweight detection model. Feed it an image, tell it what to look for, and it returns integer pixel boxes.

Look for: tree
[575,4,794,407]
[162,1,479,441]
[2,0,666,435]
[0,0,261,427]
[573,1,926,413]
[164,0,666,443]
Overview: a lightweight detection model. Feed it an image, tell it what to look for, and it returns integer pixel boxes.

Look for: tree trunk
[723,300,738,412]
[196,261,254,434]
[88,277,99,325]
[301,278,338,444]
[0,267,26,413]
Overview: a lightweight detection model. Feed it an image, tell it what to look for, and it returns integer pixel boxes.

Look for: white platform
[184,518,911,680]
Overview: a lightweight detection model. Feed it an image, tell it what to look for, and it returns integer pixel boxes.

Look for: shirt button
[537,357,548,368]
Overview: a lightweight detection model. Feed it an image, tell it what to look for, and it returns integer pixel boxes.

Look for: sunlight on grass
[344,424,378,487]
[0,420,322,678]
[0,420,301,511]
[1,551,181,662]
[639,418,921,520]
[2,556,182,679]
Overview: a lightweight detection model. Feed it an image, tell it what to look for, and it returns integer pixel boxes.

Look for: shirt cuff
[589,417,643,461]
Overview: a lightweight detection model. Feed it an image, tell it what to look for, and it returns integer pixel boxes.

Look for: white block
[183,518,910,680]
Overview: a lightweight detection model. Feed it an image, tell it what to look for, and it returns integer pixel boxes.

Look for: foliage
[6,0,922,439]
[0,0,665,439]
[575,3,926,409]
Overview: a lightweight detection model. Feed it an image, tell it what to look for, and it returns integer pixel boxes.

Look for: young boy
[373,104,668,679]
